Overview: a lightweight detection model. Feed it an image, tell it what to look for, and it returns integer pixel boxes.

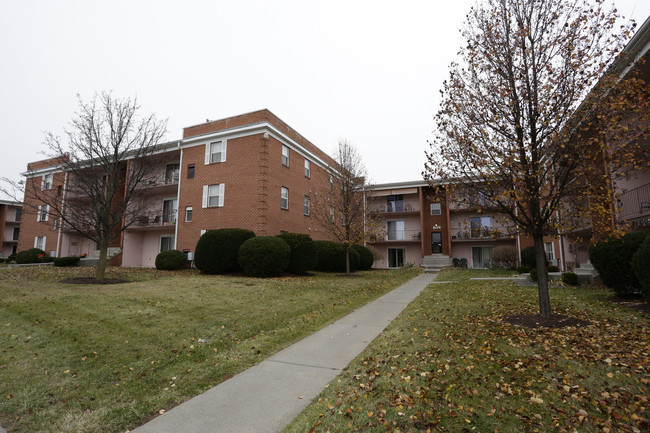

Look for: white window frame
[430,203,441,215]
[37,205,49,222]
[185,206,193,222]
[34,236,46,251]
[282,145,289,167]
[304,196,310,216]
[545,242,555,262]
[205,140,227,165]
[304,159,311,178]
[53,218,60,230]
[329,206,335,222]
[41,174,53,191]
[281,187,289,210]
[202,184,225,208]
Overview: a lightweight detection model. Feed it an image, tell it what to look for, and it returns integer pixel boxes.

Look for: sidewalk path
[132,272,436,433]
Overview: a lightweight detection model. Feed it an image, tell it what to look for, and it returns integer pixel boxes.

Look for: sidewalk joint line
[266,359,341,371]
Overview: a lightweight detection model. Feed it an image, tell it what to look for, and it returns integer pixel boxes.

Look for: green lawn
[283,269,649,433]
[0,266,420,433]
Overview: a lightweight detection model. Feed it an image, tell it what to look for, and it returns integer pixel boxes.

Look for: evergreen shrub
[155,250,186,271]
[521,246,536,268]
[562,272,579,286]
[351,244,374,270]
[631,234,650,301]
[195,228,255,274]
[589,231,648,296]
[53,256,81,267]
[516,265,531,274]
[547,265,559,272]
[238,236,290,278]
[277,233,317,274]
[16,248,47,264]
[314,241,360,273]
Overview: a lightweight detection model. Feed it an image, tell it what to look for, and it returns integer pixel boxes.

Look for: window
[388,248,405,268]
[165,163,180,184]
[14,208,21,222]
[430,203,441,215]
[162,199,177,224]
[330,206,335,222]
[545,242,555,262]
[37,205,49,222]
[386,195,404,212]
[187,164,195,179]
[304,196,310,216]
[12,227,19,241]
[160,235,175,252]
[282,145,289,167]
[281,187,289,210]
[34,236,46,251]
[205,140,227,164]
[53,218,60,230]
[203,184,225,208]
[304,159,311,178]
[57,185,62,196]
[387,220,405,241]
[41,174,53,191]
[470,216,491,238]
[329,175,334,188]
[472,246,492,268]
[185,206,193,222]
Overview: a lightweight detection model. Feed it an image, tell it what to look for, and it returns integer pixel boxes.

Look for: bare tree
[310,140,380,274]
[2,92,167,279]
[424,0,650,317]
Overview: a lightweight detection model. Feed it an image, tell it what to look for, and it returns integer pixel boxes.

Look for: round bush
[516,265,531,274]
[314,241,360,273]
[351,244,374,270]
[16,248,46,264]
[520,246,536,268]
[155,250,186,270]
[631,234,650,301]
[589,231,647,296]
[195,228,255,274]
[547,265,559,272]
[277,233,317,274]
[530,268,538,282]
[53,256,81,267]
[562,272,579,286]
[238,236,290,278]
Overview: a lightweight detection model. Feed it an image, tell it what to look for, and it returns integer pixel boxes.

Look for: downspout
[174,140,182,250]
[556,210,565,271]
[56,171,68,258]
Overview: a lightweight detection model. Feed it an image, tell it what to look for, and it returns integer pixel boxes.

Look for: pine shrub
[589,231,648,296]
[351,244,374,270]
[547,265,559,272]
[15,248,47,264]
[155,250,186,271]
[277,233,317,274]
[516,265,531,274]
[53,256,81,267]
[238,236,290,278]
[195,228,255,274]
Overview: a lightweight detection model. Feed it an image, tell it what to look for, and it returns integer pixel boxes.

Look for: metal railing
[617,183,650,218]
[134,210,178,227]
[370,230,421,242]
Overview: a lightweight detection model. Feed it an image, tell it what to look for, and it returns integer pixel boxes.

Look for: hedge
[16,248,47,264]
[238,236,290,278]
[589,231,648,296]
[277,233,317,274]
[631,234,650,301]
[314,241,360,273]
[351,244,374,270]
[53,256,81,267]
[195,228,255,274]
[155,250,186,271]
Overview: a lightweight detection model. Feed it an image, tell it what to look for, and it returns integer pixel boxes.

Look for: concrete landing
[132,273,436,433]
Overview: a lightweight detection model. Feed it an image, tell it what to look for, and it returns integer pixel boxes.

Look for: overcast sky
[1,0,649,201]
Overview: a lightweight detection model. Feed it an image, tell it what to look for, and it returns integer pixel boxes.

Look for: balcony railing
[370,203,420,213]
[617,183,650,219]
[133,210,178,227]
[370,230,421,242]
[452,229,515,240]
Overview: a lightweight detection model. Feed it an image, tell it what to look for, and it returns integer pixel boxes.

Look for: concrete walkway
[132,272,436,433]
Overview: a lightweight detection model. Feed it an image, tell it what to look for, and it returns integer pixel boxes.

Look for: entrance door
[431,232,442,253]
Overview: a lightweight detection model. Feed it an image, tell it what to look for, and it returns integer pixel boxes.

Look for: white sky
[1,0,649,200]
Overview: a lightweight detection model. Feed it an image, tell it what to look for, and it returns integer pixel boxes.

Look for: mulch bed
[608,295,650,314]
[60,277,130,284]
[502,313,591,329]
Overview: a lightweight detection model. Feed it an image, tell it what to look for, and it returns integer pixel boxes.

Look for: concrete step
[421,254,452,273]
[573,260,598,284]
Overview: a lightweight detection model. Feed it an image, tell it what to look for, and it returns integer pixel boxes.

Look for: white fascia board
[181,122,340,175]
[370,180,429,191]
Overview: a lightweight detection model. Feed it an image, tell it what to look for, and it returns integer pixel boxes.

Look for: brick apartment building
[0,200,22,258]
[18,110,340,266]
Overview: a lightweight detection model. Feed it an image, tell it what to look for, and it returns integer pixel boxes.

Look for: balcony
[130,210,178,230]
[370,203,420,215]
[451,228,515,242]
[617,183,650,219]
[370,230,422,243]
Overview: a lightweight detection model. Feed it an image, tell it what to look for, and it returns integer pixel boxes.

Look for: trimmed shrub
[155,250,186,271]
[314,241,360,273]
[517,265,531,274]
[589,231,648,296]
[15,248,47,264]
[530,268,538,282]
[547,265,559,272]
[562,272,579,286]
[53,256,81,267]
[238,236,290,278]
[277,233,317,274]
[631,234,650,301]
[7,253,16,262]
[521,246,536,268]
[195,228,255,274]
[492,245,518,269]
[351,244,374,270]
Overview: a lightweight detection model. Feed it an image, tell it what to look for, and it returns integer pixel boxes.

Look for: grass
[435,267,518,281]
[0,265,420,433]
[283,269,650,433]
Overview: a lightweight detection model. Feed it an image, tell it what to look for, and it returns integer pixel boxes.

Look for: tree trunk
[95,240,108,280]
[533,232,551,318]
[345,246,351,275]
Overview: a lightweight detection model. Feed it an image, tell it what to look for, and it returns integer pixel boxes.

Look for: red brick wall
[420,187,452,255]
